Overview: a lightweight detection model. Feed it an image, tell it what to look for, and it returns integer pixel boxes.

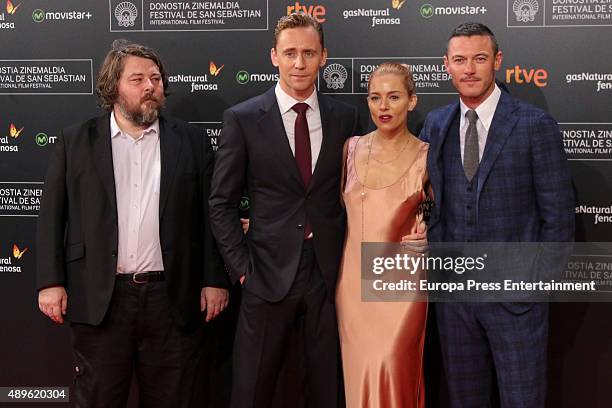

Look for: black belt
[115,271,165,284]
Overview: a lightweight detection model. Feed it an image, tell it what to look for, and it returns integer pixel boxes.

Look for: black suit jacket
[209,87,360,302]
[36,113,228,327]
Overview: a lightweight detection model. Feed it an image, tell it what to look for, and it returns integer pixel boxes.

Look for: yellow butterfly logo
[209,61,224,77]
[6,0,21,15]
[392,0,406,10]
[12,244,28,260]
[9,123,24,138]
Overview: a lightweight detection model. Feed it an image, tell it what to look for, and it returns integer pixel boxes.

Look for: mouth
[378,115,393,123]
[461,77,480,84]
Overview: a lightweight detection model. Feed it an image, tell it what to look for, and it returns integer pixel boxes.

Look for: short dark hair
[96,39,169,111]
[273,12,324,50]
[446,22,499,55]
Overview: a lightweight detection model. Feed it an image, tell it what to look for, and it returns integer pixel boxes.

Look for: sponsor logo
[392,0,406,10]
[0,243,26,273]
[505,65,548,87]
[576,204,612,225]
[35,132,57,147]
[9,123,23,138]
[31,8,93,23]
[420,3,434,18]
[111,1,267,32]
[0,182,43,216]
[115,1,138,27]
[239,196,250,211]
[169,62,224,93]
[1,122,21,152]
[190,121,222,151]
[0,59,94,95]
[235,70,278,85]
[508,0,612,27]
[209,61,224,77]
[0,0,20,30]
[6,0,19,14]
[320,58,453,95]
[561,123,612,160]
[287,2,326,23]
[420,2,487,19]
[12,243,27,259]
[323,63,348,90]
[342,1,403,27]
[566,72,612,92]
[513,0,539,22]
[32,9,44,23]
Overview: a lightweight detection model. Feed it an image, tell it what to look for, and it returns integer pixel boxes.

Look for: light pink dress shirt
[110,112,164,274]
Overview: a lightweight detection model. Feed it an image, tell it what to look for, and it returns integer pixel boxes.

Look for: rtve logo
[505,65,548,87]
[286,2,326,23]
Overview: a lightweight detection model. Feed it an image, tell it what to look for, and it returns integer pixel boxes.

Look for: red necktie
[292,102,312,238]
[292,103,312,186]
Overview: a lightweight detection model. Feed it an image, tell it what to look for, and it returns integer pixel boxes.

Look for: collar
[274,82,319,114]
[459,84,501,132]
[110,110,159,140]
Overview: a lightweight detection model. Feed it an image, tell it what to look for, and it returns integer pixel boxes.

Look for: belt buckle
[132,272,148,284]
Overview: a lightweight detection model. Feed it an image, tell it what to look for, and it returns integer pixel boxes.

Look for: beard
[117,93,165,127]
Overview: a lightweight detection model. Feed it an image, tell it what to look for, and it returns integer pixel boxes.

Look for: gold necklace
[370,131,411,164]
[360,132,411,241]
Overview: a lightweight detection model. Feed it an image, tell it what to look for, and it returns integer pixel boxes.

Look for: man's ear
[271,47,279,67]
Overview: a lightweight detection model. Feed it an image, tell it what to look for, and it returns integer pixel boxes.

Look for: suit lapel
[308,93,334,192]
[257,87,304,186]
[159,116,181,218]
[428,103,459,225]
[477,92,518,195]
[91,114,118,216]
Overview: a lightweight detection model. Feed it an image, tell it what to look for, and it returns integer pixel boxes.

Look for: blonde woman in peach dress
[336,62,429,408]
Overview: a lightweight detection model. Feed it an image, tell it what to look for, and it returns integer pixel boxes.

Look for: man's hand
[38,286,68,324]
[240,218,250,235]
[401,220,428,253]
[200,287,229,322]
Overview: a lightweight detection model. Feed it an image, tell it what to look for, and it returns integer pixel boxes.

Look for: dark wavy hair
[95,39,169,111]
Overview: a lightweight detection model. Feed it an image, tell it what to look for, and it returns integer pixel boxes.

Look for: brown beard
[117,93,165,127]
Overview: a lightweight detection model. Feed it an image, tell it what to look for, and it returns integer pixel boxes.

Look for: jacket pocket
[65,242,85,262]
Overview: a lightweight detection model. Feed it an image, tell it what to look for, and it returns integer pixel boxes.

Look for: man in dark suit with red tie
[209,13,360,408]
[36,40,229,407]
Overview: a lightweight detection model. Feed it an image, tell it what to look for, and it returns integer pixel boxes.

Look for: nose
[465,59,476,75]
[295,53,306,69]
[379,98,389,110]
[143,77,155,91]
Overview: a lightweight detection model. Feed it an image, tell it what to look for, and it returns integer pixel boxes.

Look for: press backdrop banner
[0,1,610,406]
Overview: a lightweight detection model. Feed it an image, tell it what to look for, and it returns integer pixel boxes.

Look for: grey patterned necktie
[464,109,479,182]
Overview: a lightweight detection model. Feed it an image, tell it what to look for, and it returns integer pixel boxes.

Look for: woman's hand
[401,220,428,253]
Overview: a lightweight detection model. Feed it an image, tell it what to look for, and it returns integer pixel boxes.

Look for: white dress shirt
[459,84,502,163]
[274,83,323,172]
[110,111,164,274]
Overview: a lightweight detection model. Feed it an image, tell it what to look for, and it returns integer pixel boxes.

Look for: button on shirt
[459,84,502,164]
[274,83,323,172]
[110,112,164,274]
